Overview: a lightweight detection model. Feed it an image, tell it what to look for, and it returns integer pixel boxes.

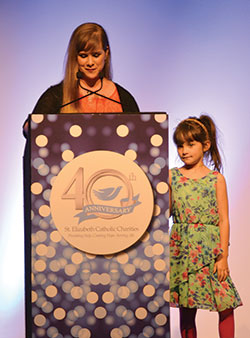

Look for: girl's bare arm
[214,173,230,282]
[168,170,172,216]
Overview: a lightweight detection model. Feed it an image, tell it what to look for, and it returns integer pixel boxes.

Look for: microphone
[76,71,84,79]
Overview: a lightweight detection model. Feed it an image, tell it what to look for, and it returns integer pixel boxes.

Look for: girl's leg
[218,308,234,338]
[179,307,197,338]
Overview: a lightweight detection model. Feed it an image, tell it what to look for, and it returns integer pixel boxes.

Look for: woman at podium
[23,23,140,336]
[31,22,139,114]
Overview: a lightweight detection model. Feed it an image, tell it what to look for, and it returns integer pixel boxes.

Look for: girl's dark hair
[173,114,222,172]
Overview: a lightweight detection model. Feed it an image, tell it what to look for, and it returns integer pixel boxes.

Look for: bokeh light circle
[116,124,129,137]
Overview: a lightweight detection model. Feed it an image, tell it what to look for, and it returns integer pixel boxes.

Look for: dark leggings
[179,307,234,338]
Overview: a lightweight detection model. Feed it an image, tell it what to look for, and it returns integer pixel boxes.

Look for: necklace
[77,77,121,105]
[78,77,103,96]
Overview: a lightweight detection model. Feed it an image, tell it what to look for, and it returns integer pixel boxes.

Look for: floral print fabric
[170,168,242,311]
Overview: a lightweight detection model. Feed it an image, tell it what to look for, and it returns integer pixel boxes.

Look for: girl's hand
[213,254,230,282]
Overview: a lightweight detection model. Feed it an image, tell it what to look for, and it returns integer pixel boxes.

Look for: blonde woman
[32,22,139,114]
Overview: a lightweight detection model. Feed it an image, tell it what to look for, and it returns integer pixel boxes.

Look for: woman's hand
[213,254,230,282]
[23,120,29,137]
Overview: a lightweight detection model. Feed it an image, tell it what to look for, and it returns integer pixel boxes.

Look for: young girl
[169,115,242,338]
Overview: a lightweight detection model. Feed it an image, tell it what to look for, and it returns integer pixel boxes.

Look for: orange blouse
[78,87,123,113]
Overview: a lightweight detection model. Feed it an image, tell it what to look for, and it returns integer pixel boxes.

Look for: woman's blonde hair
[62,23,112,113]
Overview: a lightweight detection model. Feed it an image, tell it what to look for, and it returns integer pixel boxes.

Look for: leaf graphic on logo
[93,186,122,201]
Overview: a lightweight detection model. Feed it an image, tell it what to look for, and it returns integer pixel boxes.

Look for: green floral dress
[170,167,242,312]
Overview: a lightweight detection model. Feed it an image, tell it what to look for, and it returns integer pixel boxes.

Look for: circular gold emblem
[50,151,154,255]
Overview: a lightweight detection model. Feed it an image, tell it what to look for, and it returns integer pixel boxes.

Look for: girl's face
[77,42,108,83]
[177,139,209,167]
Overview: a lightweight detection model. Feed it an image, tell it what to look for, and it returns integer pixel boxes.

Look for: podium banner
[27,113,170,338]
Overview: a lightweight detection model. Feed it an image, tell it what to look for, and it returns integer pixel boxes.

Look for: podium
[24,113,170,338]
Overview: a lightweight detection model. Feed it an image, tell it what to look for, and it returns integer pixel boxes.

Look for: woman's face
[77,42,108,83]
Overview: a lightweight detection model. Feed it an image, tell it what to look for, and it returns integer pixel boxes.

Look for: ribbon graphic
[75,194,141,223]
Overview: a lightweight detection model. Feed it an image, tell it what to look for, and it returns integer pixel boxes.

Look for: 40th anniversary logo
[50,151,154,255]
